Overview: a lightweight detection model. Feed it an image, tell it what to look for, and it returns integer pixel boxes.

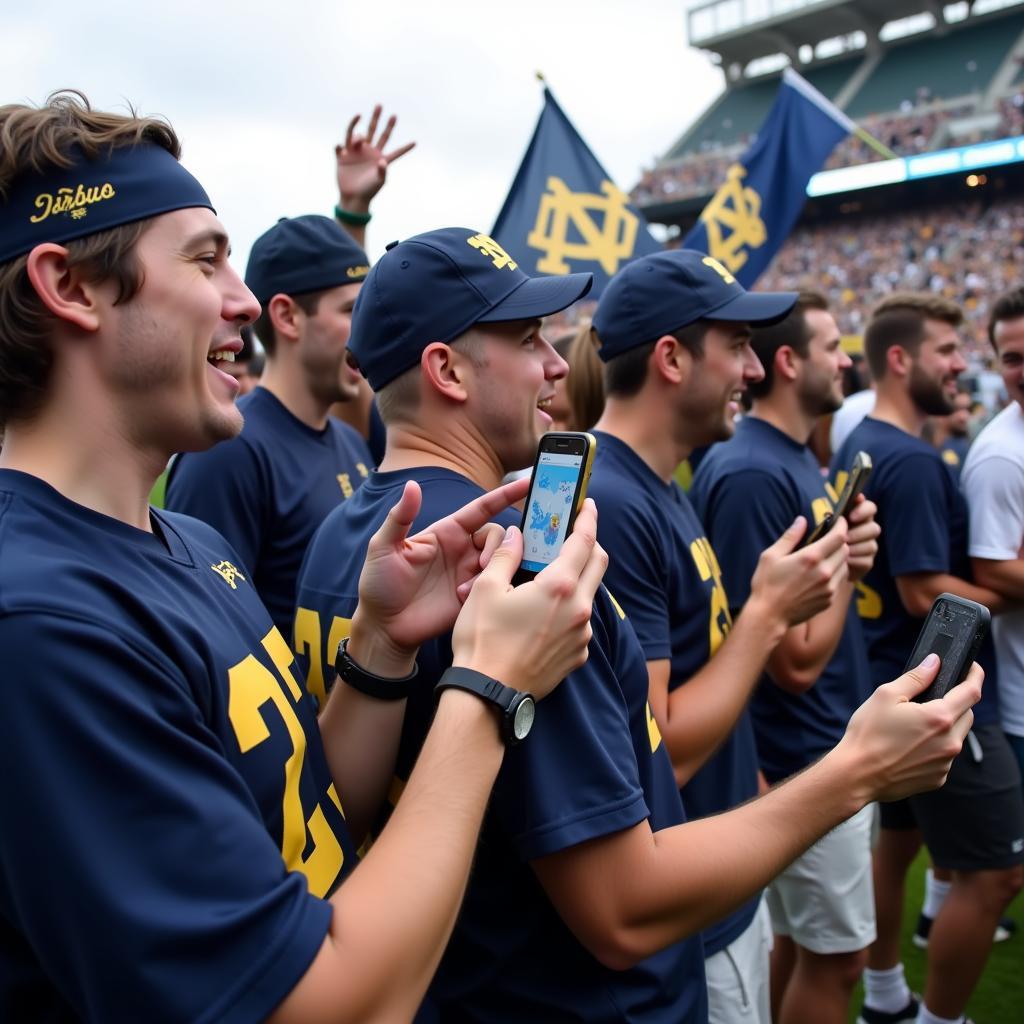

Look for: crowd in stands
[758,197,1024,360]
[632,87,1024,205]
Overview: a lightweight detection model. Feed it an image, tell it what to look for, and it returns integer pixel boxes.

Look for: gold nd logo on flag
[698,164,767,275]
[527,176,639,275]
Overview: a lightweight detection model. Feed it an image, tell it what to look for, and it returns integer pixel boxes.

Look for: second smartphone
[513,432,596,586]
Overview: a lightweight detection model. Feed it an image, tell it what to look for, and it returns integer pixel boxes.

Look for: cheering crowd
[0,91,1021,1024]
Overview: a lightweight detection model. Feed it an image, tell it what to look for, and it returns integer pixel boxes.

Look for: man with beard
[166,215,374,639]
[587,259,855,1024]
[692,292,882,1024]
[834,293,1023,1024]
[295,238,968,1023]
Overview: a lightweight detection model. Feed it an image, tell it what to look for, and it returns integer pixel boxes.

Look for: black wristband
[335,636,418,700]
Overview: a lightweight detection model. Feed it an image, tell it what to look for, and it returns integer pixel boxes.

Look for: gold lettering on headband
[347,265,369,279]
[30,182,117,224]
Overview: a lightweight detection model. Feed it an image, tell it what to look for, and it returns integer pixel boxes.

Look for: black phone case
[907,593,990,703]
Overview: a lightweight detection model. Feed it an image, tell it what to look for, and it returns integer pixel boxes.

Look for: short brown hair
[988,286,1024,351]
[864,293,961,380]
[0,91,181,426]
[746,290,828,399]
[564,322,605,430]
[600,319,709,399]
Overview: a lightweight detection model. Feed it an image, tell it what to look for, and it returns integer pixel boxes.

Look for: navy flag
[684,68,853,287]
[492,87,662,296]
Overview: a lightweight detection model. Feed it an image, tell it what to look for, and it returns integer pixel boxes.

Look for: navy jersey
[166,387,372,638]
[0,470,354,1024]
[938,435,969,481]
[296,466,708,1024]
[834,417,998,723]
[692,417,871,783]
[590,432,760,956]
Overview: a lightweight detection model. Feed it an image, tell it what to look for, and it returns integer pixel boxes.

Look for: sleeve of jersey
[491,594,650,861]
[596,497,671,662]
[882,454,952,576]
[0,613,330,1024]
[962,454,1024,560]
[164,440,267,576]
[704,469,791,611]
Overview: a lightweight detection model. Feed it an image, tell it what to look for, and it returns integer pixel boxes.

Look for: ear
[267,294,302,344]
[887,344,911,379]
[25,244,103,333]
[421,342,470,404]
[651,334,689,386]
[774,344,800,383]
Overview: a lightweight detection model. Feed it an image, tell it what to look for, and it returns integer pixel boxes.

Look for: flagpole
[852,124,899,161]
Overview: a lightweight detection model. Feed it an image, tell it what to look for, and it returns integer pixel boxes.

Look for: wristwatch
[434,666,536,745]
[335,636,418,701]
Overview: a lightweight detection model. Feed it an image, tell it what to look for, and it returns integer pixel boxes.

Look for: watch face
[512,696,536,741]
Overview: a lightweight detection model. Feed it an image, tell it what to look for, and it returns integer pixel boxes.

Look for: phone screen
[521,449,584,573]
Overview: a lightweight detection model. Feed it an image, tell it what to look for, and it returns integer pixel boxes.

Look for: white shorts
[705,897,773,1024]
[765,802,876,954]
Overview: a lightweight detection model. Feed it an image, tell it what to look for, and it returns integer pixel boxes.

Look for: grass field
[848,851,1024,1022]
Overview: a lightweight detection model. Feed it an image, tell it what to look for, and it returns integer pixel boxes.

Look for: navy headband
[0,142,215,264]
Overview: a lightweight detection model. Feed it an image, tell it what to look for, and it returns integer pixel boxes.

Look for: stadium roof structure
[689,0,941,69]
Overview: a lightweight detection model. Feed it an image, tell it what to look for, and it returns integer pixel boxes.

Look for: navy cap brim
[703,289,799,327]
[476,272,593,324]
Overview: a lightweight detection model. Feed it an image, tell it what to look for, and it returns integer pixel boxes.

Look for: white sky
[3,1,724,270]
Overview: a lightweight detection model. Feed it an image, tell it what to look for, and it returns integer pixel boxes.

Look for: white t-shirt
[962,402,1024,738]
[830,388,876,454]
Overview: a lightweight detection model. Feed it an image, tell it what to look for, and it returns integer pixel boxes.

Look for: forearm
[317,618,415,846]
[617,749,861,962]
[275,690,503,1024]
[972,557,1024,604]
[767,583,852,692]
[662,596,786,785]
[897,572,1006,616]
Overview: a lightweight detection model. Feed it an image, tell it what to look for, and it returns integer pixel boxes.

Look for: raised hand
[336,105,415,213]
[351,477,528,664]
[451,499,608,699]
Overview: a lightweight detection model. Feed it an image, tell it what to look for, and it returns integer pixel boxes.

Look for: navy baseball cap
[244,214,370,306]
[592,249,798,362]
[347,227,593,391]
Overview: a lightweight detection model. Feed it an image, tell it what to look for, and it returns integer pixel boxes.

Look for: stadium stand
[633,1,1024,204]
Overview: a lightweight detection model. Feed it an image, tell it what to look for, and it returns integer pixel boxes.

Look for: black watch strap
[335,636,418,701]
[434,666,535,745]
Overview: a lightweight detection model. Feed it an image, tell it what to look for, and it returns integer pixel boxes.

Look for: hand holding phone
[796,452,872,551]
[906,593,990,703]
[513,432,596,586]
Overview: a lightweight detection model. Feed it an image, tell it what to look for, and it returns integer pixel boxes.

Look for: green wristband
[334,204,372,226]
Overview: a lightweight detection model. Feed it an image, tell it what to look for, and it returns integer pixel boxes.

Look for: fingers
[365,104,382,143]
[474,525,523,587]
[940,661,984,719]
[385,140,417,164]
[887,651,940,700]
[343,113,360,150]
[372,480,422,549]
[474,523,507,569]
[846,496,877,528]
[537,499,598,582]
[376,112,395,151]
[772,515,807,555]
[449,477,529,534]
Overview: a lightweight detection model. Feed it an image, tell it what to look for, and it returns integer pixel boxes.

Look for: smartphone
[513,432,596,585]
[797,451,873,550]
[831,451,873,522]
[906,593,990,702]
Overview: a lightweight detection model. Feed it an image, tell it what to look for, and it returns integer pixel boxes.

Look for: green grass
[848,851,1024,1022]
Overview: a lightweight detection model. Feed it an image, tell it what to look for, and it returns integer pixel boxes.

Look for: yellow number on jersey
[856,581,883,620]
[689,537,733,657]
[227,628,346,897]
[293,607,352,708]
